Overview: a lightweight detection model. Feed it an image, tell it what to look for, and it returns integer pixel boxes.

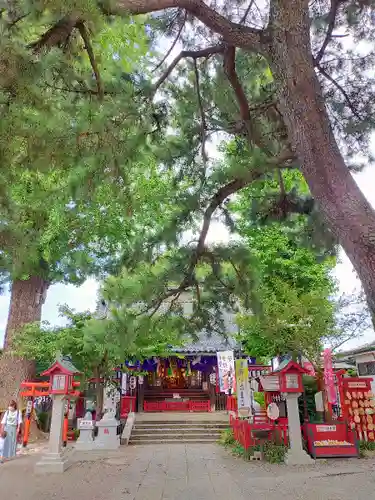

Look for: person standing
[0,400,22,460]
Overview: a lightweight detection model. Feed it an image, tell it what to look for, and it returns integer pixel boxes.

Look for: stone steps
[130,438,220,445]
[133,427,226,434]
[129,418,227,445]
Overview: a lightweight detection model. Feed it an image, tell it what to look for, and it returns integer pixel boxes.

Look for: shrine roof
[173,331,241,354]
[337,341,375,358]
[41,355,80,376]
[271,359,307,374]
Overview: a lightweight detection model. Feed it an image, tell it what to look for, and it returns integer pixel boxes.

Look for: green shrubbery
[359,440,375,457]
[218,428,236,447]
[218,429,287,464]
[263,441,287,463]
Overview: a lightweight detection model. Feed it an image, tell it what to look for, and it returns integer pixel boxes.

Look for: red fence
[226,395,237,413]
[144,400,211,412]
[120,396,136,418]
[230,414,288,449]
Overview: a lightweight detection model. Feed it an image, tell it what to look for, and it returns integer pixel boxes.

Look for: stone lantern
[262,360,313,465]
[42,356,78,395]
[274,360,313,465]
[277,360,305,394]
[35,356,80,474]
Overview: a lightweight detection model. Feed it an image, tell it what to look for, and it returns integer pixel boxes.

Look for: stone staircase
[129,417,228,445]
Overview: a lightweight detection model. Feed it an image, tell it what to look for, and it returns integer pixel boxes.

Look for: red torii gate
[20,380,81,447]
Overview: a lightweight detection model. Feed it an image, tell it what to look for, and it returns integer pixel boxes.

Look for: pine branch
[137,149,296,314]
[223,45,269,152]
[153,10,187,72]
[114,0,268,53]
[44,82,115,96]
[152,45,225,95]
[193,58,208,166]
[6,12,30,29]
[194,148,295,262]
[77,22,104,101]
[240,0,256,24]
[314,0,342,65]
[28,14,80,53]
[316,63,362,120]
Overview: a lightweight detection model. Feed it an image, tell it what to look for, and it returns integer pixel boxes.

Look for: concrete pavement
[1,443,375,499]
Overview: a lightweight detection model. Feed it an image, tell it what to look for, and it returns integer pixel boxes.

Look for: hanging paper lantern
[129,376,136,390]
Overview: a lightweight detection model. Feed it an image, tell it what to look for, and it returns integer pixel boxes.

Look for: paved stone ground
[2,444,375,500]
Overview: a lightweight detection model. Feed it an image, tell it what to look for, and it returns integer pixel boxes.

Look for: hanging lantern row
[129,376,137,390]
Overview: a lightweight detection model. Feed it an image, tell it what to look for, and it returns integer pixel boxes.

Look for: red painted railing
[120,396,136,418]
[230,414,289,449]
[144,400,211,412]
[226,395,237,413]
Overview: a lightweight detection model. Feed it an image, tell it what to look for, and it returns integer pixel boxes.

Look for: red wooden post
[62,399,69,447]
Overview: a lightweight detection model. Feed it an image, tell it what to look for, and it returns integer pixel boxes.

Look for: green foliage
[262,441,287,464]
[220,429,287,463]
[359,440,375,458]
[1,0,367,371]
[12,304,183,379]
[36,411,50,432]
[231,172,338,364]
[0,5,168,292]
[230,442,247,458]
[254,392,265,407]
[359,440,375,452]
[346,368,358,377]
[299,376,319,423]
[218,428,236,447]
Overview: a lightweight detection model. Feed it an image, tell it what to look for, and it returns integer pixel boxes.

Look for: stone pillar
[75,412,95,451]
[35,394,70,473]
[284,393,314,465]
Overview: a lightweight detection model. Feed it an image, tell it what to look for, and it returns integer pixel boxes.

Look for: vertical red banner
[323,348,337,404]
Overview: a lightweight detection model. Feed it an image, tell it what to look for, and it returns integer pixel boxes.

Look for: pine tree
[79,0,375,315]
[0,7,175,403]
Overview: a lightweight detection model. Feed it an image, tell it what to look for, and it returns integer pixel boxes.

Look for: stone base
[95,440,120,451]
[35,452,70,474]
[284,448,315,465]
[95,418,120,450]
[75,441,96,451]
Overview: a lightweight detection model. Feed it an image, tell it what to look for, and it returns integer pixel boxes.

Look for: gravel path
[2,444,375,499]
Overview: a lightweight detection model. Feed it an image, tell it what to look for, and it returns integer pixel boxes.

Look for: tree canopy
[1,0,375,401]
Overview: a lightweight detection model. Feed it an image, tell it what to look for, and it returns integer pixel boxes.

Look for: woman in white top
[0,400,22,459]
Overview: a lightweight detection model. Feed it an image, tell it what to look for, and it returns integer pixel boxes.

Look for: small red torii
[20,379,81,447]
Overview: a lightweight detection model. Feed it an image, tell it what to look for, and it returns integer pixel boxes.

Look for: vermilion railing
[230,414,289,448]
[226,395,237,413]
[120,396,136,418]
[144,400,211,412]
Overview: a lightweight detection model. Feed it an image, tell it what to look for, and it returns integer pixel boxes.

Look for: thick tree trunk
[0,276,49,408]
[269,1,375,314]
